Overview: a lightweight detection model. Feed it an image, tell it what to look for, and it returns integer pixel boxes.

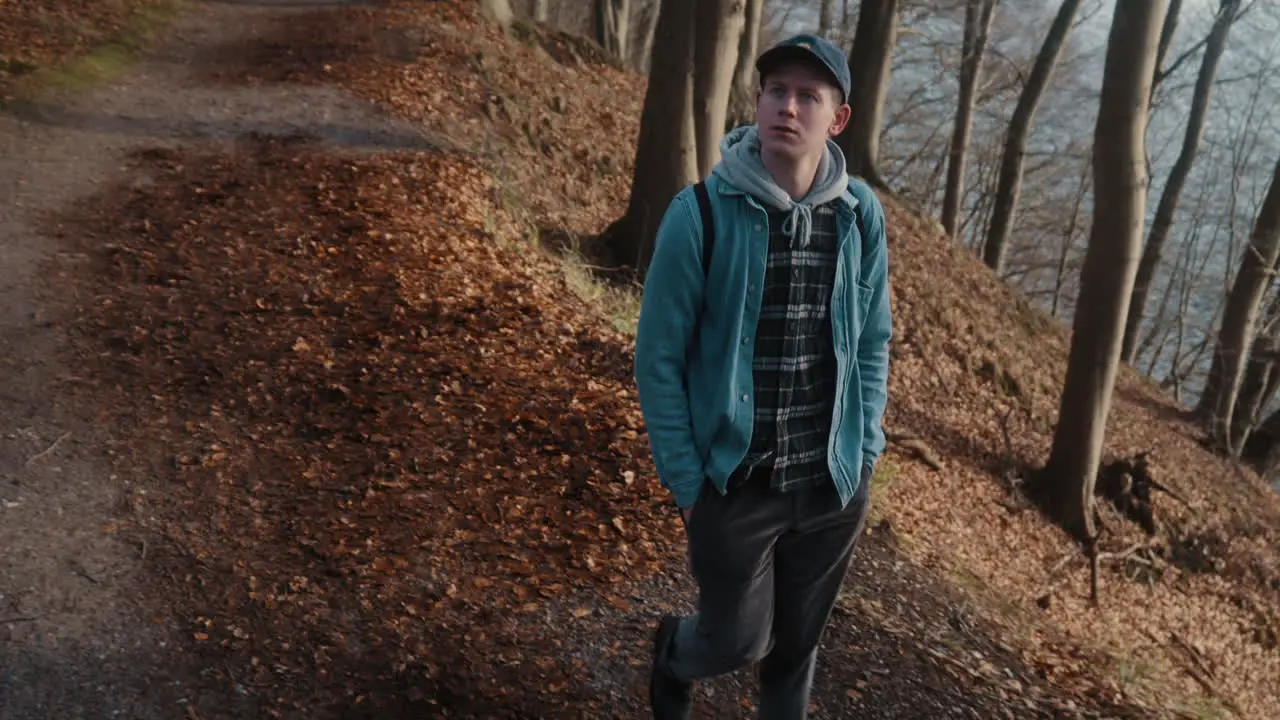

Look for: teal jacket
[634,174,892,510]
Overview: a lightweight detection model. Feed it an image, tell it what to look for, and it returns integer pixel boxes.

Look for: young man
[633,34,892,720]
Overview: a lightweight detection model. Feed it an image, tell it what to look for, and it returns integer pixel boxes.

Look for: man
[633,33,892,720]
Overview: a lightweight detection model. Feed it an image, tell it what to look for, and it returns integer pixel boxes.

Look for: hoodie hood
[710,124,849,248]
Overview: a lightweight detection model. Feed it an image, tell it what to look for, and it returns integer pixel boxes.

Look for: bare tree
[1122,0,1243,365]
[837,0,900,185]
[600,0,698,270]
[726,0,766,130]
[1230,288,1280,449]
[1043,0,1166,542]
[819,0,838,37]
[533,0,549,23]
[981,0,1082,274]
[597,0,632,63]
[633,0,659,73]
[941,0,999,238]
[693,0,747,175]
[1151,0,1184,98]
[1196,157,1280,452]
[1051,158,1092,318]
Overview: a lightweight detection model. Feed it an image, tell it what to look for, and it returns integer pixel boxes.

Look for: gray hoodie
[710,124,850,249]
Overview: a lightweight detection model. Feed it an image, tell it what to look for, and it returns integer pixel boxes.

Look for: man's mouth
[771,125,800,138]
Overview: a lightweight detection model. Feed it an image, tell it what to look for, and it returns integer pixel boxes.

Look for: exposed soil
[2,1,1277,719]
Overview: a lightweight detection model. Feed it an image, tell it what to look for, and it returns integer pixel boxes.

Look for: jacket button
[741,336,749,345]
[741,394,749,403]
[748,283,755,293]
[754,224,763,232]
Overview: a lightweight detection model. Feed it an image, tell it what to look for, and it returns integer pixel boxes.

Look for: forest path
[0,1,427,717]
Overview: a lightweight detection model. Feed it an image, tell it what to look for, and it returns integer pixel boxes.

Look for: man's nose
[778,94,798,116]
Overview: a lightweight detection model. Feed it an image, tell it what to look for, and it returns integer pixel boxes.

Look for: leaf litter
[40,0,1280,717]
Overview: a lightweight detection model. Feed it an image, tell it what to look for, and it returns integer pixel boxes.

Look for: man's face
[755,62,851,162]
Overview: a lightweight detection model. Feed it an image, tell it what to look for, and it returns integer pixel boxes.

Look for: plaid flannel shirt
[738,202,840,492]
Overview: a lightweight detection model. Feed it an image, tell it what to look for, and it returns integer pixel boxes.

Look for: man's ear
[829,103,852,137]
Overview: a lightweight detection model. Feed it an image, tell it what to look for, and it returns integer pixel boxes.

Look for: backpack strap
[693,180,715,278]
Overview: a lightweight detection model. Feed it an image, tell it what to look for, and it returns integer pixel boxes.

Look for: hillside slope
[40,0,1280,718]
[337,3,1280,715]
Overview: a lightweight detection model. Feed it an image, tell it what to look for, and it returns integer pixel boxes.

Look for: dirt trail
[0,2,428,717]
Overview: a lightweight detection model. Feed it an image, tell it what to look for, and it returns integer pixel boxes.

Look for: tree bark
[819,0,837,37]
[601,0,698,271]
[1196,157,1280,452]
[1230,294,1280,452]
[726,0,766,130]
[941,0,997,239]
[836,0,900,185]
[1043,0,1166,543]
[1151,0,1184,99]
[981,0,1081,274]
[478,0,514,27]
[1121,0,1240,365]
[634,0,659,74]
[596,0,631,63]
[693,0,746,176]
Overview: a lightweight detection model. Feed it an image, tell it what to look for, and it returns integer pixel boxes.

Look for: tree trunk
[726,0,766,130]
[1121,0,1240,365]
[1043,0,1166,543]
[837,0,900,185]
[1230,297,1280,452]
[533,0,549,23]
[981,0,1081,274]
[1151,0,1184,99]
[478,0,514,26]
[819,0,837,37]
[941,0,997,239]
[1196,157,1280,452]
[596,0,631,63]
[693,0,746,177]
[1051,160,1091,318]
[634,0,659,74]
[601,0,698,271]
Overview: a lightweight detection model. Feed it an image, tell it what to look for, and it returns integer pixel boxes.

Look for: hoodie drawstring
[781,204,813,249]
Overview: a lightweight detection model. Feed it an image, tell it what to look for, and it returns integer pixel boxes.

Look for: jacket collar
[708,172,859,213]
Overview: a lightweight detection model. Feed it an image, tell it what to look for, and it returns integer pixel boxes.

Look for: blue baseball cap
[756,34,852,104]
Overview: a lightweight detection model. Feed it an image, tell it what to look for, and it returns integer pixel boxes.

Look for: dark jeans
[658,465,872,720]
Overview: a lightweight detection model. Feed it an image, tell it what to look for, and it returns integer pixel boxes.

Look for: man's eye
[802,93,817,103]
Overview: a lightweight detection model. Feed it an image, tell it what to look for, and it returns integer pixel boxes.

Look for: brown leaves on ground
[41,0,1280,717]
[52,136,681,717]
[880,200,1280,717]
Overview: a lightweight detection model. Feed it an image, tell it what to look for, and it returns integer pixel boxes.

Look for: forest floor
[1,0,1277,718]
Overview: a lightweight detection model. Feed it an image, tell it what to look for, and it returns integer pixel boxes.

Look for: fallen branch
[0,616,39,624]
[1047,551,1078,578]
[1096,541,1148,565]
[885,430,945,471]
[25,431,71,467]
[1170,631,1216,681]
